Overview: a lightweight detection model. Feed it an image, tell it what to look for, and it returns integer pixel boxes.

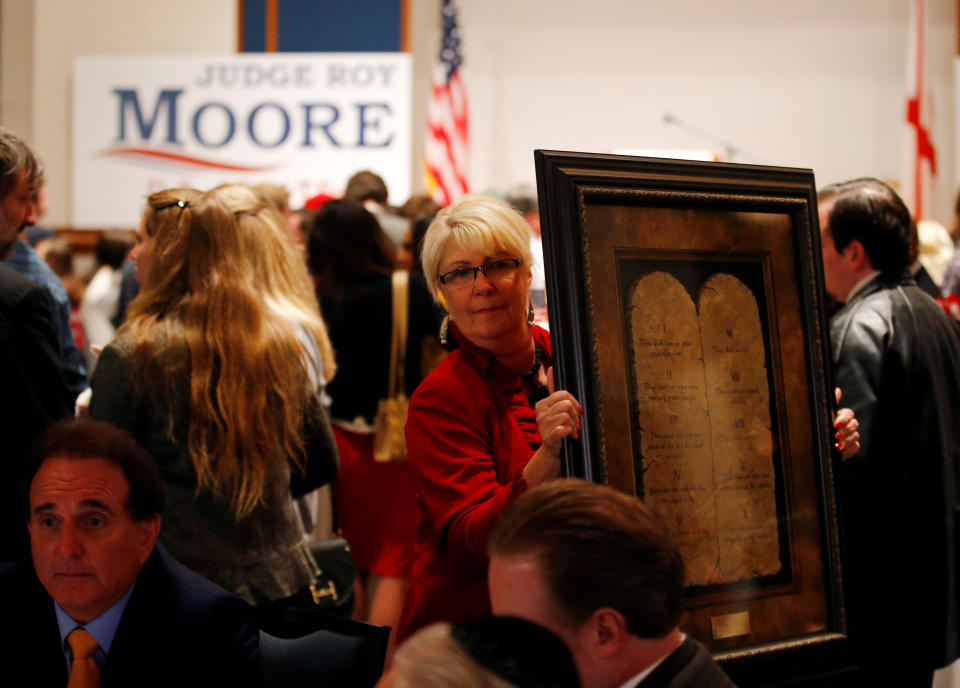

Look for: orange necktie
[66,628,100,688]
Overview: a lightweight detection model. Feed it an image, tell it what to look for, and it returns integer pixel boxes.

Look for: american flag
[424,0,469,206]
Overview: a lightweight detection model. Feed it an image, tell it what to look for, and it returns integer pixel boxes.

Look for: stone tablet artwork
[629,271,780,585]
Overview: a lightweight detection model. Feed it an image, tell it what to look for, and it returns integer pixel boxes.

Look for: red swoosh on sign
[99,147,277,172]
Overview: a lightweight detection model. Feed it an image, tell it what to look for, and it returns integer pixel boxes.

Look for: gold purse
[373,270,409,462]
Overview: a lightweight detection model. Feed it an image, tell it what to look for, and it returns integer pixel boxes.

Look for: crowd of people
[6,116,960,688]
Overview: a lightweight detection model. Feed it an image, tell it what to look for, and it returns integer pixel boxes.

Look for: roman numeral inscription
[630,272,780,585]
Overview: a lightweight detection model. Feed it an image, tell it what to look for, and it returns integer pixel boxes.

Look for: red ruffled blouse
[395,323,551,640]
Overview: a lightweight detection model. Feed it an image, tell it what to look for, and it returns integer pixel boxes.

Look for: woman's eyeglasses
[438,258,521,290]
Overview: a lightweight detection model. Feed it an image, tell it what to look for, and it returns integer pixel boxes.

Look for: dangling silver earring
[528,300,536,326]
[439,315,450,345]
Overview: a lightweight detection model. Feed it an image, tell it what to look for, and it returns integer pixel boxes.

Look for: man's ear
[137,514,161,565]
[584,607,629,659]
[843,239,872,271]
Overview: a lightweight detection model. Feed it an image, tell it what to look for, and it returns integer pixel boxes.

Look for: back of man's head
[94,231,135,270]
[344,170,389,204]
[817,177,912,272]
[489,479,684,638]
[21,418,165,521]
[0,127,43,199]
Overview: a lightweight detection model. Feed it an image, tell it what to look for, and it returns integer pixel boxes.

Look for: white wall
[1,0,237,227]
[2,0,957,225]
[458,0,957,223]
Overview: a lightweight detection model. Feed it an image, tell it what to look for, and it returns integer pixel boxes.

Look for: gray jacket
[89,329,338,604]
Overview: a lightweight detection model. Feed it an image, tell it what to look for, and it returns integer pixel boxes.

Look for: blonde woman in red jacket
[396,194,582,640]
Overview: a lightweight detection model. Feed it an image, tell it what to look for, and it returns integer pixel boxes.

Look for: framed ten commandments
[535,151,854,686]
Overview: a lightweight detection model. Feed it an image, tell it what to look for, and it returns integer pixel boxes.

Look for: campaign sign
[73,53,411,228]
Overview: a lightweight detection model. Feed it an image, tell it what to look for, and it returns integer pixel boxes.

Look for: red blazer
[396,325,550,640]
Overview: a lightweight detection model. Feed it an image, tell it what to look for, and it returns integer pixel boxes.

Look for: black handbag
[259,536,356,619]
[307,536,356,617]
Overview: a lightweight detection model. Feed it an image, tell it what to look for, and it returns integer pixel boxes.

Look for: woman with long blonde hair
[211,183,335,381]
[89,188,337,603]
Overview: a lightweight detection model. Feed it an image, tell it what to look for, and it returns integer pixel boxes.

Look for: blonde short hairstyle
[390,623,515,688]
[420,193,534,301]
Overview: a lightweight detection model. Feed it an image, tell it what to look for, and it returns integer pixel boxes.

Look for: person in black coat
[819,178,960,687]
[0,264,73,562]
[0,419,260,687]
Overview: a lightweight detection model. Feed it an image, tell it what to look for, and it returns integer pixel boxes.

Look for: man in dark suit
[819,178,960,687]
[0,419,261,686]
[0,127,87,398]
[0,263,73,562]
[488,480,736,688]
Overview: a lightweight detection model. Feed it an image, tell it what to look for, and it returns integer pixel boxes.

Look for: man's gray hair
[0,128,43,199]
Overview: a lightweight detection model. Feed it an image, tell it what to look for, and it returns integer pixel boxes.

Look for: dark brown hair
[489,479,685,638]
[21,419,165,521]
[343,170,388,204]
[307,199,395,321]
[818,177,912,271]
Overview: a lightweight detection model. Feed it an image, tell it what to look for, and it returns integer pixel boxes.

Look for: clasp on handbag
[309,579,338,605]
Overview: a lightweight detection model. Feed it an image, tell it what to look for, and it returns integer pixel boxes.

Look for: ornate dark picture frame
[535,150,852,685]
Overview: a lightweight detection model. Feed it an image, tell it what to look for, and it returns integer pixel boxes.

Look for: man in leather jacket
[819,178,960,688]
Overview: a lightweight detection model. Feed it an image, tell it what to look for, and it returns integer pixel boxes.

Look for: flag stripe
[423,0,469,205]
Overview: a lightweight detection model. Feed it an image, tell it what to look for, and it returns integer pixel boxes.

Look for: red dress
[395,324,550,640]
[333,426,418,576]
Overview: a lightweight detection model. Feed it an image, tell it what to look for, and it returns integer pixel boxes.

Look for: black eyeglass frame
[438,257,521,287]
